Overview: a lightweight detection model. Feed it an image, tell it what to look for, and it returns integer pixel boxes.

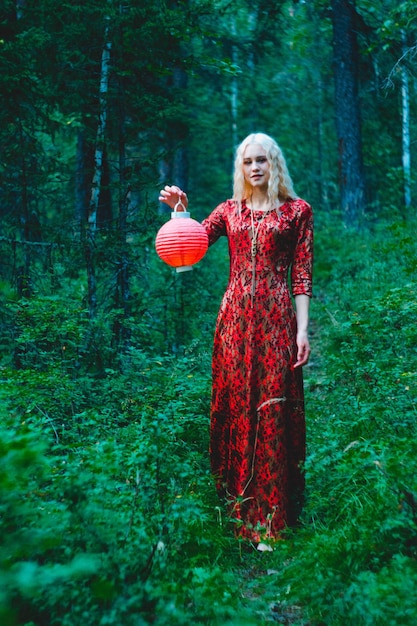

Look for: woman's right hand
[159,185,188,210]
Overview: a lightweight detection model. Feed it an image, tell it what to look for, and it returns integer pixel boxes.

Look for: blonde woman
[159,133,313,547]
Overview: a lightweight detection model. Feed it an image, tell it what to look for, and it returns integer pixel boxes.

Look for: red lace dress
[202,198,313,541]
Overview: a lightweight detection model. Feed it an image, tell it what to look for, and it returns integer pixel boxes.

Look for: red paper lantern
[155,202,209,272]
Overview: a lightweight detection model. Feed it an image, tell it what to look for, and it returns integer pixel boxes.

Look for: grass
[1,214,417,625]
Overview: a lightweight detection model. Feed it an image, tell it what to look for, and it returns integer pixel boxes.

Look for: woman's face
[242,143,270,191]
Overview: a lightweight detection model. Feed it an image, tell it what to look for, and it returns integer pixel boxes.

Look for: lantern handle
[173,200,187,213]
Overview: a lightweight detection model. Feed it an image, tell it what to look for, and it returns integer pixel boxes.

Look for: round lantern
[155,201,209,272]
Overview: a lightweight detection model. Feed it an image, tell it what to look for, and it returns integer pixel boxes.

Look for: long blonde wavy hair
[232,133,296,208]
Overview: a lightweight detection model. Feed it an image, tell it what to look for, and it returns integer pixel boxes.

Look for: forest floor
[239,562,309,624]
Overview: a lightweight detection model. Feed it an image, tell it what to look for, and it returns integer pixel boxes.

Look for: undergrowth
[1,215,417,624]
[273,216,417,625]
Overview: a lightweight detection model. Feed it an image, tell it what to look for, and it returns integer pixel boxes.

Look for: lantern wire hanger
[172,200,188,215]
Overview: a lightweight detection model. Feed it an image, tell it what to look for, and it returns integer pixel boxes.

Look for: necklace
[250,207,271,257]
[249,206,272,306]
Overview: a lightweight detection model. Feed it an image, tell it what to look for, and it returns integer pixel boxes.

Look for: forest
[1,0,417,624]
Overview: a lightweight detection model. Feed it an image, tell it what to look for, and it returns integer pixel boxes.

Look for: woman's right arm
[159,185,227,245]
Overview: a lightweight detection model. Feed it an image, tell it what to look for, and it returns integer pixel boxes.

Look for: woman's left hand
[293,331,311,368]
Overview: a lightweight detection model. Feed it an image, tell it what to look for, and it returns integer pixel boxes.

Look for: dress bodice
[202,198,313,298]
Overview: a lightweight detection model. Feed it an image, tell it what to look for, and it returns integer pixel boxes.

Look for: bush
[1,346,261,625]
[268,217,417,625]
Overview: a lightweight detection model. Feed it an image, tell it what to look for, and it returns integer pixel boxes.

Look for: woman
[159,133,313,545]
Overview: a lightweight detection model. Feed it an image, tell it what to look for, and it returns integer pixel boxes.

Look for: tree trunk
[401,36,411,213]
[16,0,25,19]
[316,77,327,207]
[171,66,189,192]
[86,24,111,319]
[230,17,239,148]
[331,0,366,226]
[75,128,92,232]
[114,37,132,353]
[18,119,32,298]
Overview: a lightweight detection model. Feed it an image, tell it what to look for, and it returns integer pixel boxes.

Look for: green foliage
[1,0,417,623]
[4,211,417,625]
[0,410,99,626]
[0,340,261,625]
[260,215,417,625]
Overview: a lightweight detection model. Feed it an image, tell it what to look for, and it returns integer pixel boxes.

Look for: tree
[331,0,366,225]
[86,20,112,320]
[377,1,417,215]
[400,35,411,211]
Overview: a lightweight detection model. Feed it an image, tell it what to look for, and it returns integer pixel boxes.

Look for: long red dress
[202,198,313,541]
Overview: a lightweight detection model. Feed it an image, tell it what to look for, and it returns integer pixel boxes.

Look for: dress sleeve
[201,202,228,246]
[291,200,313,297]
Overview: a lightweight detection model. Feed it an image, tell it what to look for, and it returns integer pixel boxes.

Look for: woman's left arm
[291,200,313,369]
[294,294,311,368]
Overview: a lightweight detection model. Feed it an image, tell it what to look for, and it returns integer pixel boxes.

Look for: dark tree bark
[17,119,32,297]
[86,25,111,319]
[170,66,189,193]
[113,29,132,354]
[331,0,366,226]
[75,129,92,230]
